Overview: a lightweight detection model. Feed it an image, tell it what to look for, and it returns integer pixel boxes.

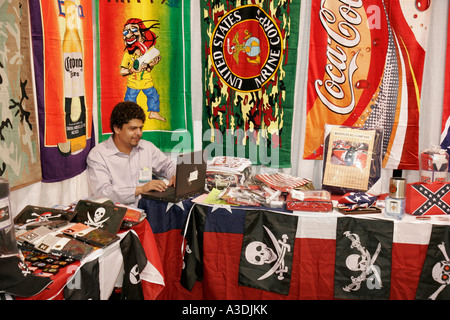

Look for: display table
[139,197,450,300]
[19,219,163,300]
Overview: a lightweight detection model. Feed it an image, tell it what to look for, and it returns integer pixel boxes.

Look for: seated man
[87,101,176,205]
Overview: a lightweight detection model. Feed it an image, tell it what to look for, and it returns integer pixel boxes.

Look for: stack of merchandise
[215,172,315,209]
[206,156,252,191]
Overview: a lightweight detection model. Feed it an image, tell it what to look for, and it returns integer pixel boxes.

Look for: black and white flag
[180,204,207,291]
[64,258,100,300]
[238,210,298,295]
[334,217,393,300]
[119,231,148,300]
[416,225,450,300]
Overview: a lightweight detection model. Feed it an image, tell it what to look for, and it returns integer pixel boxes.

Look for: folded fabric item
[338,192,377,210]
[255,173,312,192]
[206,156,253,191]
[405,182,450,215]
[286,194,332,212]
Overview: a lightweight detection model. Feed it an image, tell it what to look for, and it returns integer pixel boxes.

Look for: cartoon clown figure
[120,18,166,121]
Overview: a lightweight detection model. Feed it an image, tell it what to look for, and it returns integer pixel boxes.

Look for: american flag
[254,173,312,192]
[338,192,377,210]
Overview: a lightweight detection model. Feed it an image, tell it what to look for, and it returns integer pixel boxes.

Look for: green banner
[95,0,192,153]
[200,1,300,167]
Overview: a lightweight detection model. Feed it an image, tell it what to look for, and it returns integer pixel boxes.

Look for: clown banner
[0,0,42,189]
[200,1,300,168]
[96,1,192,153]
[30,0,95,182]
[304,0,432,170]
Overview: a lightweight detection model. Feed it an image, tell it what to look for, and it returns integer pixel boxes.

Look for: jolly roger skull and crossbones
[85,207,110,229]
[342,231,383,292]
[244,225,291,281]
[429,242,450,300]
[25,212,61,223]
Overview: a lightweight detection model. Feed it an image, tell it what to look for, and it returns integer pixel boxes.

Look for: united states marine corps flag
[238,211,298,295]
[334,217,393,300]
[201,1,300,168]
[416,225,450,300]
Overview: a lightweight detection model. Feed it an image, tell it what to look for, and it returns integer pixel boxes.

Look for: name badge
[139,168,152,183]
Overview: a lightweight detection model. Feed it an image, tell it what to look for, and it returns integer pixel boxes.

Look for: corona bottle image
[58,0,86,155]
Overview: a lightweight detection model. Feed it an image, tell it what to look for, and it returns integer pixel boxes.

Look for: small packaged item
[405,181,450,215]
[219,187,263,206]
[420,148,449,183]
[206,156,252,191]
[286,190,332,212]
[60,223,119,248]
[321,125,383,195]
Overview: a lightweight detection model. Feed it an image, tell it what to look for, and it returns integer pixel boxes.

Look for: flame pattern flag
[200,1,300,168]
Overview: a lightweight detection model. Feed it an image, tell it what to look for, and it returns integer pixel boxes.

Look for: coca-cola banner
[96,1,193,154]
[0,0,42,189]
[200,1,300,168]
[30,0,96,182]
[304,0,432,170]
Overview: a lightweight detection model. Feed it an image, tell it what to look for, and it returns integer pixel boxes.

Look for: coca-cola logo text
[314,0,364,115]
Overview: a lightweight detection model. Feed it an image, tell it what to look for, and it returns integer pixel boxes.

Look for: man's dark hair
[110,101,146,133]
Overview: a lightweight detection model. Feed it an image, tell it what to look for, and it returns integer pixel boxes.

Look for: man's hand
[168,175,176,187]
[136,179,168,196]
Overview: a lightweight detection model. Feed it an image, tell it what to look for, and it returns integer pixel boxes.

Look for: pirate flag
[180,204,207,291]
[334,217,393,300]
[74,200,127,234]
[238,210,298,295]
[119,231,148,300]
[416,225,450,300]
[64,258,100,300]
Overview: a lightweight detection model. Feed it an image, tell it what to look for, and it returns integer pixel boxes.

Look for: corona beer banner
[96,0,192,153]
[304,0,432,170]
[201,1,300,168]
[30,0,95,182]
[0,0,41,189]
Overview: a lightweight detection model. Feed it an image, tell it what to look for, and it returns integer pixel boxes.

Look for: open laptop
[141,150,207,203]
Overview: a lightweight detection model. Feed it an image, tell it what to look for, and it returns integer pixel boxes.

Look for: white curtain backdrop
[9,0,449,217]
